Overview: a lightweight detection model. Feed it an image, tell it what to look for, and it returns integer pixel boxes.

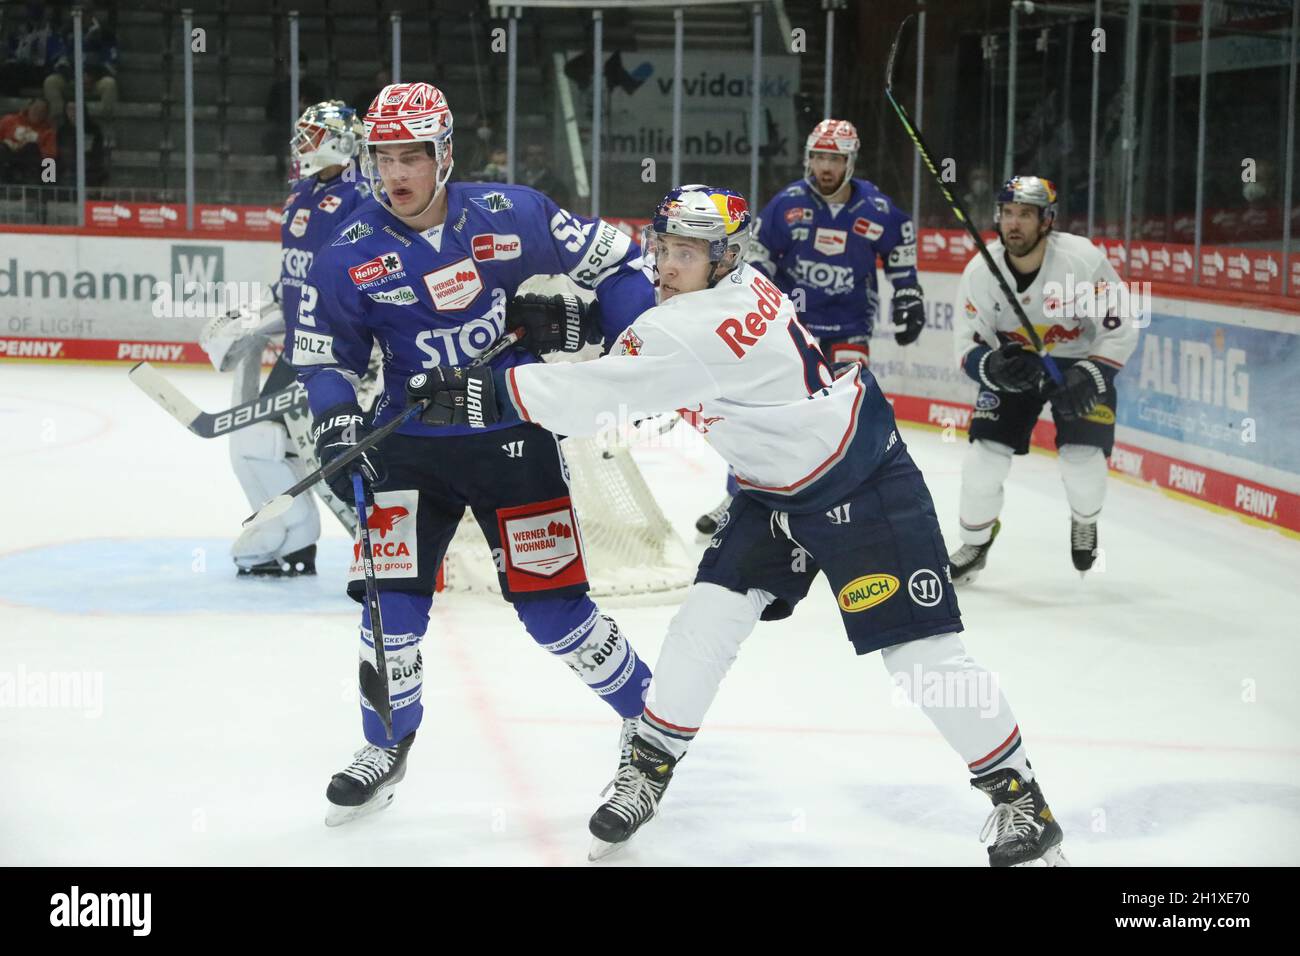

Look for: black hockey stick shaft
[884,15,1064,386]
[241,327,524,528]
[352,469,393,741]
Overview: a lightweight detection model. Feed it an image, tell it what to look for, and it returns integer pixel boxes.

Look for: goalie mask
[361,81,454,219]
[804,119,859,196]
[289,100,363,182]
[643,184,752,299]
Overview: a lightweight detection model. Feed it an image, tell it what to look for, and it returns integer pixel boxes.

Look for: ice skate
[324,732,415,827]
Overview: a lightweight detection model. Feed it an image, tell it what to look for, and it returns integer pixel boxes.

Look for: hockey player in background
[198,100,374,575]
[693,119,927,537]
[287,82,656,826]
[409,185,1067,867]
[947,176,1139,582]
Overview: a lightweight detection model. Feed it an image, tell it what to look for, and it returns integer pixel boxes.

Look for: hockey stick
[129,361,309,438]
[352,469,394,741]
[884,15,1064,386]
[242,327,526,529]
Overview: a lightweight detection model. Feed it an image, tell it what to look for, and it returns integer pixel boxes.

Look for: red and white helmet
[804,118,859,195]
[361,81,455,217]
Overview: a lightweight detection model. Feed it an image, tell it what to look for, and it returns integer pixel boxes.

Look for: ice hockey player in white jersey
[198,100,376,575]
[948,176,1140,582]
[408,185,1068,867]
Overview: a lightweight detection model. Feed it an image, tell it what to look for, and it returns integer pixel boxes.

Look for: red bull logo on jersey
[715,272,785,358]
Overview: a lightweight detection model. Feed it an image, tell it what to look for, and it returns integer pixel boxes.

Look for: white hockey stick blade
[128,361,203,427]
[244,494,294,530]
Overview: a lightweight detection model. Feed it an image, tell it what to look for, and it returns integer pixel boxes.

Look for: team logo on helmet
[804,118,860,156]
[996,175,1058,227]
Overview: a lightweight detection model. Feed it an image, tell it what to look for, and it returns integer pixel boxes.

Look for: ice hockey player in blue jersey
[694,119,928,536]
[198,100,373,576]
[285,82,655,826]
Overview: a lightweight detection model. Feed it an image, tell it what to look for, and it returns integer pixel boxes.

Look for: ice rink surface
[2,364,1298,866]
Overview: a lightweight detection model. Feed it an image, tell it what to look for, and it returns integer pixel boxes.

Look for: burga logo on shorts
[837,573,899,613]
[471,233,522,261]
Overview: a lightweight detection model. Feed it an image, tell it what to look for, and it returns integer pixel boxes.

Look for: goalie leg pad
[230,421,320,567]
[359,590,431,746]
[515,595,651,719]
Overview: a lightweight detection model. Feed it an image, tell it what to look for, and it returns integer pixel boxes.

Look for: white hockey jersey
[954,230,1140,372]
[502,263,903,511]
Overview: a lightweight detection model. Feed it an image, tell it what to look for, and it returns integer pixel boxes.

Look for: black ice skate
[1070,518,1098,575]
[324,731,415,827]
[237,544,317,577]
[617,717,638,773]
[695,495,733,539]
[949,520,1000,585]
[971,768,1068,867]
[588,735,677,861]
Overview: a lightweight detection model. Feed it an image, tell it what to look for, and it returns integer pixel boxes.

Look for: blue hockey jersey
[286,180,646,437]
[278,161,372,327]
[747,177,919,338]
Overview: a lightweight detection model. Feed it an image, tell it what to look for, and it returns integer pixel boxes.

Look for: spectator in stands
[962,165,994,224]
[520,142,569,209]
[353,68,390,115]
[55,99,107,186]
[469,145,509,183]
[43,8,118,140]
[0,96,57,184]
[0,5,65,97]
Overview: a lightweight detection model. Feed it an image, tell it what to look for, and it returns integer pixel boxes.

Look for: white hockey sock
[638,583,772,760]
[1058,443,1107,523]
[958,440,1015,545]
[881,631,1032,781]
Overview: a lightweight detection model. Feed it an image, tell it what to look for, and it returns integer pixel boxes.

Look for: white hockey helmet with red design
[803,118,859,194]
[361,82,455,216]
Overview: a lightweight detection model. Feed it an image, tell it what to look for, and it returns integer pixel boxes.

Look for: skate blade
[587,836,626,862]
[1011,844,1070,867]
[324,788,397,828]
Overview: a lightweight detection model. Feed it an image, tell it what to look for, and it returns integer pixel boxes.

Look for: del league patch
[853,217,884,241]
[422,257,483,311]
[318,194,343,213]
[471,233,522,261]
[496,497,588,593]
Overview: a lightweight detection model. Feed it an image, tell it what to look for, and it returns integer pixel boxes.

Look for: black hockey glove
[890,285,926,346]
[508,293,599,356]
[1048,360,1110,420]
[978,342,1047,393]
[406,367,500,428]
[311,402,386,507]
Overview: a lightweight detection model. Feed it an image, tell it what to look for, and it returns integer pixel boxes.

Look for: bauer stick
[351,469,394,740]
[884,15,1064,386]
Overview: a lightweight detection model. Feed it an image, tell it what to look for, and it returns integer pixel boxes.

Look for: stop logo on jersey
[471,233,522,262]
[495,497,588,592]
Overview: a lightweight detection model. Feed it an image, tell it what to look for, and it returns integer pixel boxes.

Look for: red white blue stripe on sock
[641,708,699,742]
[969,725,1022,775]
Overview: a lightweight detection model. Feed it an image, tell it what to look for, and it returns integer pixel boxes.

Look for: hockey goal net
[437,275,695,604]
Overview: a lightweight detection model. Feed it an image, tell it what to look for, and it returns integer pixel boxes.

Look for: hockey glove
[978,342,1047,393]
[1048,360,1109,420]
[407,367,501,428]
[890,286,926,346]
[509,293,599,356]
[312,402,386,506]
